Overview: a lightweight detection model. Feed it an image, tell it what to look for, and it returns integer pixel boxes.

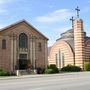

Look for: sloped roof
[0,19,48,40]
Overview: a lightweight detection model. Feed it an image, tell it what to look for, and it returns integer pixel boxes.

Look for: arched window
[19,33,28,48]
[2,39,6,49]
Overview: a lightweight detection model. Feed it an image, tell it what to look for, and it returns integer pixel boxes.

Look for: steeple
[73,6,85,69]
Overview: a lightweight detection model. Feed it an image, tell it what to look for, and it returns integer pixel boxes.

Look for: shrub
[0,69,3,72]
[0,69,10,76]
[37,67,45,74]
[45,64,59,74]
[45,69,53,74]
[61,65,81,72]
[84,63,90,71]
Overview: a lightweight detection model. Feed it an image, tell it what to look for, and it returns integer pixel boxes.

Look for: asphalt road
[0,72,90,90]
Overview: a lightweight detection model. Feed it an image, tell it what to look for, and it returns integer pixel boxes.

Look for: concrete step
[16,69,37,75]
[19,70,30,75]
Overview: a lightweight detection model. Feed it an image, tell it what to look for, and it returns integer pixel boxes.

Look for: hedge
[0,69,10,76]
[84,63,90,71]
[61,65,81,72]
[45,64,59,74]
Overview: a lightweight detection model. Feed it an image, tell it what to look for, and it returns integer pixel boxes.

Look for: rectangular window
[56,54,58,67]
[19,54,27,59]
[38,42,42,51]
[2,39,6,49]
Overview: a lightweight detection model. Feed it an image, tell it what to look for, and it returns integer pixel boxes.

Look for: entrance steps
[17,70,37,75]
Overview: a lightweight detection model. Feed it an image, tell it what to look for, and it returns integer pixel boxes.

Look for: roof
[56,29,74,41]
[65,39,74,53]
[0,19,48,40]
[56,29,74,53]
[61,29,73,35]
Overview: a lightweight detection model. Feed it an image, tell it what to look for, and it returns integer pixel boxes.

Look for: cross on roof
[75,6,80,18]
[70,16,74,28]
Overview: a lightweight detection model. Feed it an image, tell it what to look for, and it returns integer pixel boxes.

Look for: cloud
[54,26,71,33]
[0,9,6,13]
[0,0,14,14]
[36,9,75,24]
[0,24,6,29]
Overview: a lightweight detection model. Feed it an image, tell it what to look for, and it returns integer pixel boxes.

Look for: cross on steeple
[75,6,80,18]
[70,16,74,28]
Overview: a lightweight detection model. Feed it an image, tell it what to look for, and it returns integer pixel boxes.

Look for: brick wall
[48,40,74,68]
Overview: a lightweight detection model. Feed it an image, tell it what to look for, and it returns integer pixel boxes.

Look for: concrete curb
[0,72,90,80]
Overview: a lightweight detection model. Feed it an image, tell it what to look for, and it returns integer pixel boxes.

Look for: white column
[31,35,36,69]
[11,36,14,72]
[32,37,36,69]
[13,34,17,70]
[44,40,48,68]
[30,36,33,68]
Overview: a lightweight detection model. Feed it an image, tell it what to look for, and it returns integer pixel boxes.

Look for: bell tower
[74,6,85,68]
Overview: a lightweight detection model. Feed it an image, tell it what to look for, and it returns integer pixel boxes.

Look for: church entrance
[19,54,28,70]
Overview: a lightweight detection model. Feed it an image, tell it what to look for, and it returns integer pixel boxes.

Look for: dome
[60,29,74,39]
[56,29,74,53]
[56,29,74,41]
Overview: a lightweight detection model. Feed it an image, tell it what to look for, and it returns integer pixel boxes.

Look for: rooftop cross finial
[70,16,74,28]
[75,6,80,18]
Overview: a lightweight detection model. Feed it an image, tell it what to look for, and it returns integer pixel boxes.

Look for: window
[19,54,27,59]
[19,33,28,48]
[38,42,42,51]
[55,54,58,67]
[61,53,64,67]
[2,39,6,49]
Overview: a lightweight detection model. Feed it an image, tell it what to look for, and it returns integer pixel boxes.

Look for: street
[0,72,90,90]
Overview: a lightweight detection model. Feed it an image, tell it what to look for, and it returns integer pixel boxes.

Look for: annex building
[48,8,90,69]
[0,20,48,73]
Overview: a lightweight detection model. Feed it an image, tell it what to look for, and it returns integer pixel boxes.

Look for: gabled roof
[0,19,48,40]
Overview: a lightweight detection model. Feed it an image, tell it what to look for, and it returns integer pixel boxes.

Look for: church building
[48,7,90,69]
[0,20,48,73]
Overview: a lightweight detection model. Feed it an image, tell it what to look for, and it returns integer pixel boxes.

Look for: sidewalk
[0,72,90,80]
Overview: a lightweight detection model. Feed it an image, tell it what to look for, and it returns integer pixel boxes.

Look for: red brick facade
[48,40,74,68]
[0,20,48,72]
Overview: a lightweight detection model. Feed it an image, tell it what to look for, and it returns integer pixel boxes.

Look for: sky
[0,0,90,46]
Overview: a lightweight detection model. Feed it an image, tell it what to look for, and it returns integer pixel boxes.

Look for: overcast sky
[0,0,90,46]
